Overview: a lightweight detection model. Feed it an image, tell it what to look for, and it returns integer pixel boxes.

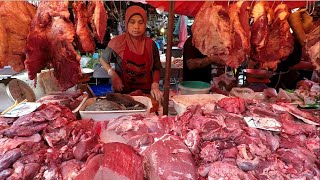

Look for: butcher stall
[0,1,320,180]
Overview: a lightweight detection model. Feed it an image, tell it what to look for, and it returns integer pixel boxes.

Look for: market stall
[0,1,320,180]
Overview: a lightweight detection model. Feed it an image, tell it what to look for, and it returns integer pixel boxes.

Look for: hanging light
[160,27,165,33]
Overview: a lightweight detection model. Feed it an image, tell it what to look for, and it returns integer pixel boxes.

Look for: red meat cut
[72,2,95,53]
[143,134,198,180]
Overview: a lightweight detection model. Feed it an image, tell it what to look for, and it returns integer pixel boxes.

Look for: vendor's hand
[150,82,163,102]
[109,70,123,91]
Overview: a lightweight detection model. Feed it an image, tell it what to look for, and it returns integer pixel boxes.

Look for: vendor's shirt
[183,36,212,83]
[101,41,162,80]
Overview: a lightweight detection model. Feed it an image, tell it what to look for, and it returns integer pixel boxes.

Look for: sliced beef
[143,134,198,180]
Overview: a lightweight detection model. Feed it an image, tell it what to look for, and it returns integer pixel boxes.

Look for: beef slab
[143,134,198,180]
[93,142,144,180]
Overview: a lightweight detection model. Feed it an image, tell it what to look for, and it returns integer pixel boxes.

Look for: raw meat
[75,154,104,180]
[228,1,251,68]
[260,4,294,70]
[251,3,294,70]
[72,2,96,53]
[251,2,271,53]
[0,2,36,71]
[88,1,107,43]
[305,26,320,70]
[218,97,246,114]
[192,2,231,57]
[0,149,22,172]
[143,134,198,180]
[95,142,144,180]
[25,1,81,90]
[208,162,252,180]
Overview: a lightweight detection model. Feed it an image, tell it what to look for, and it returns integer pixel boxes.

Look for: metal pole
[163,1,175,115]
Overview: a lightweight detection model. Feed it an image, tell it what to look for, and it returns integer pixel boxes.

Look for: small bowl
[81,68,94,78]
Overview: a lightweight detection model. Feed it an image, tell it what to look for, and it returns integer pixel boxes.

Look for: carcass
[0,2,36,72]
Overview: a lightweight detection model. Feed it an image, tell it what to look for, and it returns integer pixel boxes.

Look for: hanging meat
[250,2,272,62]
[228,1,251,68]
[88,1,107,44]
[192,2,232,57]
[0,2,36,72]
[251,3,294,70]
[72,2,96,53]
[305,25,320,71]
[25,2,81,90]
[192,2,250,68]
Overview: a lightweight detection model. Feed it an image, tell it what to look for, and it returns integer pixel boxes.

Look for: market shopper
[183,36,227,83]
[100,6,163,101]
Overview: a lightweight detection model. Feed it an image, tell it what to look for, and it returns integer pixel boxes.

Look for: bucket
[178,81,211,95]
[0,79,35,112]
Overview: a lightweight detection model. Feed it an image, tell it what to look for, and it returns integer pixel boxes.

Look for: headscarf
[108,6,153,61]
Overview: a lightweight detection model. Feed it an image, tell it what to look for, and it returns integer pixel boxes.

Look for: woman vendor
[99,6,163,101]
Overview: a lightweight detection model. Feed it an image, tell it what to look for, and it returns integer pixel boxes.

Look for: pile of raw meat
[1,96,319,179]
[24,1,107,90]
[0,103,102,179]
[99,97,319,179]
[0,2,36,72]
[192,2,295,70]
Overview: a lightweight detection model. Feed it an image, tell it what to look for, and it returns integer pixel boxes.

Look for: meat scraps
[0,2,36,72]
[25,1,81,90]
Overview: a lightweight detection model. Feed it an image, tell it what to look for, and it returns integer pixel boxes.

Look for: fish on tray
[85,93,146,111]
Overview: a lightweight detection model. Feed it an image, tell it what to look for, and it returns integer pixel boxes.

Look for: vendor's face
[127,14,145,37]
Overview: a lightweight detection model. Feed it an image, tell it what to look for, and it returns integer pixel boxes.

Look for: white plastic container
[172,94,226,115]
[79,96,152,121]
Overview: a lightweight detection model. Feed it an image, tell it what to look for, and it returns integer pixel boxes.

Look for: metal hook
[308,1,316,15]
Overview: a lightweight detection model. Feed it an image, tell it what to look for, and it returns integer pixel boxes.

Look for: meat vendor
[182,36,228,83]
[268,11,319,90]
[99,6,163,101]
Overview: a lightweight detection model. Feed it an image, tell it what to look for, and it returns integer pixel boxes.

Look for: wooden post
[163,1,175,115]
